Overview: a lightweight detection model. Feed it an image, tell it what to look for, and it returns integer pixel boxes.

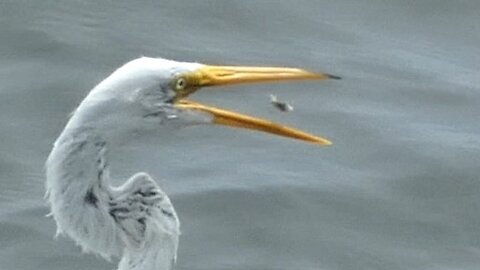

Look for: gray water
[1,1,480,269]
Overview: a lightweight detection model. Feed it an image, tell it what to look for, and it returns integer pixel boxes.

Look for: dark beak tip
[326,74,342,80]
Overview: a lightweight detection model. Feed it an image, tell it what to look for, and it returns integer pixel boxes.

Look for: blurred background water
[1,0,480,269]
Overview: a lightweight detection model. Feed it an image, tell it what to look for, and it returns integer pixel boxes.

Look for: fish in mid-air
[270,94,294,112]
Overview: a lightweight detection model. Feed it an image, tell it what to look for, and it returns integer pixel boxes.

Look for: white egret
[45,57,340,270]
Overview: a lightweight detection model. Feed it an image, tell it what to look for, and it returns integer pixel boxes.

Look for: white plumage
[45,57,337,270]
[46,58,189,270]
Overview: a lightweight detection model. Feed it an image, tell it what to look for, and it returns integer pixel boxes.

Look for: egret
[45,57,340,270]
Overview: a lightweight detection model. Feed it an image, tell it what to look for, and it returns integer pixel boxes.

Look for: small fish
[270,94,293,112]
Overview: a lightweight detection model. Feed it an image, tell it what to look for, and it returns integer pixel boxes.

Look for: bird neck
[46,122,179,269]
[46,127,122,258]
[47,128,111,200]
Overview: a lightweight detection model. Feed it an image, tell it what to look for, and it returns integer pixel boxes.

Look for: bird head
[67,57,339,145]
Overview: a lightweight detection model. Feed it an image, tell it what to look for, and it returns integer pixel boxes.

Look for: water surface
[1,1,480,269]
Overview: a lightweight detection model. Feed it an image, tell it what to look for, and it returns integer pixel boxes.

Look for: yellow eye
[175,78,187,90]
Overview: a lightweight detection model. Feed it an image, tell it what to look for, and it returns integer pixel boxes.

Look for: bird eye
[175,78,187,91]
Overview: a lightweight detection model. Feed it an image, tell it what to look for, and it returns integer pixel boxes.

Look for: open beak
[175,64,340,146]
